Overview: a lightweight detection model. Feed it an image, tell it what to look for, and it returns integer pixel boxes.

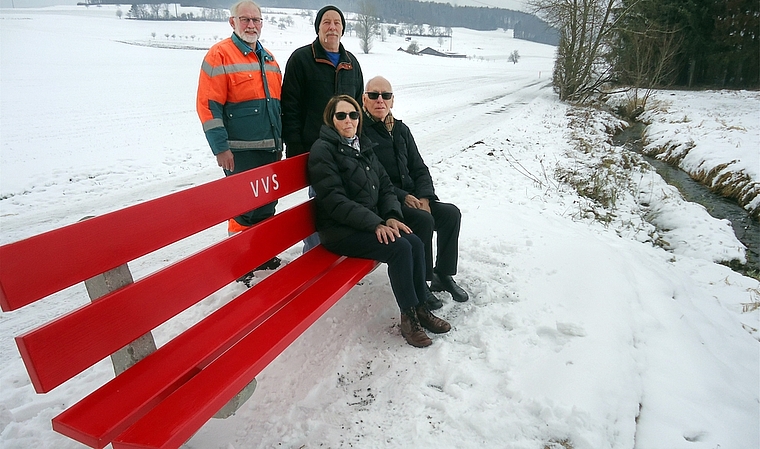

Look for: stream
[613,123,759,275]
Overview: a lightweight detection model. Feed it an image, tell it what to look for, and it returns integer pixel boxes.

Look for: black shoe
[255,256,281,271]
[424,285,443,310]
[430,273,469,302]
[236,257,282,288]
[236,271,256,288]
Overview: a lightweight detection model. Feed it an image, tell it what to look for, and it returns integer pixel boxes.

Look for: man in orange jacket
[196,0,283,282]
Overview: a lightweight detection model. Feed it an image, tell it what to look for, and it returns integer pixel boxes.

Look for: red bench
[0,154,376,449]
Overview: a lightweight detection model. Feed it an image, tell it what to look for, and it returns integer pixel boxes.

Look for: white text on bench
[250,174,279,197]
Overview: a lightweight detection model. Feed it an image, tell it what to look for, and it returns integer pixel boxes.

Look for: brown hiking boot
[416,304,451,334]
[400,308,432,347]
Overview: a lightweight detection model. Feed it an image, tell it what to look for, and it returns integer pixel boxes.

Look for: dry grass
[544,439,574,449]
[741,286,760,313]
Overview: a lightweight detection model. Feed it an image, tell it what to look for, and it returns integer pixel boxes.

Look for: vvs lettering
[250,174,279,197]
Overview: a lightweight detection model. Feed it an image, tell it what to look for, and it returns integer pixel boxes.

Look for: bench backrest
[0,154,310,393]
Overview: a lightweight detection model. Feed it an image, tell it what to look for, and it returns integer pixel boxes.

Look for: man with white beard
[196,0,283,285]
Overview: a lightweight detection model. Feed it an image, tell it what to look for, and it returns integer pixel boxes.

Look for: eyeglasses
[365,92,393,100]
[236,16,263,25]
[334,111,360,120]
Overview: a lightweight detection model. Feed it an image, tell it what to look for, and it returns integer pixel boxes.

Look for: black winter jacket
[282,39,364,158]
[308,126,403,245]
[362,116,438,204]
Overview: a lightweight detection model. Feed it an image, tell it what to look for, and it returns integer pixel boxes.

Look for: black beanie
[315,5,345,35]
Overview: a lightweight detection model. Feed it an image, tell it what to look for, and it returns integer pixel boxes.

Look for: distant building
[418,47,466,58]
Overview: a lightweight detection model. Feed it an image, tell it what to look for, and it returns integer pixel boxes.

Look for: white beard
[240,32,258,45]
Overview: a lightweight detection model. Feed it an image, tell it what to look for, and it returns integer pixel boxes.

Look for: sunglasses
[365,92,393,100]
[334,111,360,120]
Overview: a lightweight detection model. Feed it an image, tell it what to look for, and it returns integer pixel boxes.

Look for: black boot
[236,257,282,288]
[425,285,443,310]
[255,256,281,271]
[236,271,256,288]
[415,304,451,334]
[430,273,469,302]
[400,308,432,347]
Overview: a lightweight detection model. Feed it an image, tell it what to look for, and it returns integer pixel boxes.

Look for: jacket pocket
[224,102,265,141]
[228,70,260,87]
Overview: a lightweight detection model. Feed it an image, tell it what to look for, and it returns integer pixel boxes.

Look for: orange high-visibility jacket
[197,34,282,156]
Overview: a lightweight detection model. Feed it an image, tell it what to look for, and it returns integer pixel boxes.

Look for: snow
[1,6,758,449]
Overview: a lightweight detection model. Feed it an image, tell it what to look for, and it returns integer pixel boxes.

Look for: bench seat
[0,155,378,449]
[111,255,375,449]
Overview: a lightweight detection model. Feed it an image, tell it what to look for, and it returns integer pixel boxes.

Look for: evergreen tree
[614,0,758,88]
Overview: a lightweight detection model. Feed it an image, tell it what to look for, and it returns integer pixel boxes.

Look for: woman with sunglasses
[308,95,451,348]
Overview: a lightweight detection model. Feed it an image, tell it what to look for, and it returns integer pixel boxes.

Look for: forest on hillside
[87,0,758,91]
[83,0,559,45]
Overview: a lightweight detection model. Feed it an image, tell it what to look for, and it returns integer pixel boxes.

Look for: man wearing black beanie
[313,5,345,35]
[282,5,363,159]
[281,5,364,252]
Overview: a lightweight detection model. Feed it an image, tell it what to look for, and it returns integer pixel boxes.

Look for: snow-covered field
[1,6,758,449]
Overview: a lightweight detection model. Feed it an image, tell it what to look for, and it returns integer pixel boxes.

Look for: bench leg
[213,379,257,418]
[84,263,158,376]
[84,262,257,418]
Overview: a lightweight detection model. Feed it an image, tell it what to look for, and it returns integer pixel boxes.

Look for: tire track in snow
[396,75,553,165]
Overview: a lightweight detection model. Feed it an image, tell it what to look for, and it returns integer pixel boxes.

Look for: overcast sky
[2,0,532,13]
[433,0,530,12]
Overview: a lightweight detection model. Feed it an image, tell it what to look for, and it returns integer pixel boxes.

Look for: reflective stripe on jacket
[197,34,282,155]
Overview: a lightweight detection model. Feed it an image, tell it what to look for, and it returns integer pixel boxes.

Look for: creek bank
[613,122,759,277]
[636,90,760,220]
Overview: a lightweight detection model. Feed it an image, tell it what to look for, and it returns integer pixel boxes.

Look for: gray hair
[230,0,260,17]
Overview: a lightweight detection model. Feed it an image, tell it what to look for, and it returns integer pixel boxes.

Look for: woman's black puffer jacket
[308,125,403,245]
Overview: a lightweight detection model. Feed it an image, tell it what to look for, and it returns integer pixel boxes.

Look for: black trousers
[323,232,427,311]
[401,201,461,280]
[224,150,279,227]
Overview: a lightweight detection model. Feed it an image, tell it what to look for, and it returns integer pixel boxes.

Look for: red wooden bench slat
[52,246,345,449]
[16,201,315,394]
[0,154,309,312]
[111,257,377,449]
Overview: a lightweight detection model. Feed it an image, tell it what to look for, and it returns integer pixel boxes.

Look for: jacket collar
[364,108,396,133]
[311,37,352,68]
[319,125,376,153]
[231,34,273,61]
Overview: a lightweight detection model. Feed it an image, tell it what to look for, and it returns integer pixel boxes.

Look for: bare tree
[530,0,638,103]
[148,3,162,20]
[611,6,683,117]
[356,1,380,54]
[128,4,147,19]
